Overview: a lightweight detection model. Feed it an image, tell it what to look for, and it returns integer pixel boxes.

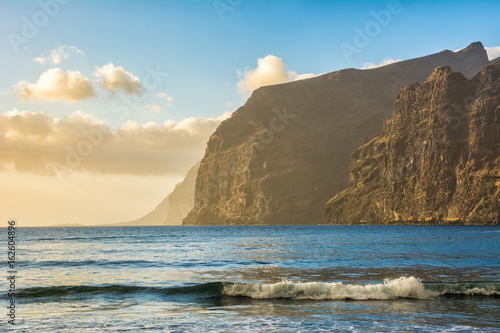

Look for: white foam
[446,286,499,296]
[223,276,439,300]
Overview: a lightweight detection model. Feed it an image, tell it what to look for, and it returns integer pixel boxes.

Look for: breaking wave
[222,277,500,300]
[17,277,499,301]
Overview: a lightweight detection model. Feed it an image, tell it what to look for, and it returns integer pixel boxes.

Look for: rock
[184,42,493,225]
[324,61,500,225]
[114,162,199,226]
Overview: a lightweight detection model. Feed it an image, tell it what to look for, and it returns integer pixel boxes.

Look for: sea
[2,225,499,332]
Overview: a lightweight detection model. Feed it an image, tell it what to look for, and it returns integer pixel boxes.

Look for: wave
[17,277,499,300]
[422,280,500,296]
[22,259,268,269]
[24,259,163,268]
[222,277,500,300]
[17,282,224,298]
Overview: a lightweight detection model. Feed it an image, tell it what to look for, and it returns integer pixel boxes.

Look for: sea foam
[223,276,500,300]
[223,276,437,300]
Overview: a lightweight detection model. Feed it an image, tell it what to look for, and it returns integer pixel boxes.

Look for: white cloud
[485,46,500,61]
[16,68,95,102]
[362,58,402,69]
[34,45,85,65]
[290,73,316,81]
[0,109,228,176]
[146,104,161,114]
[237,55,315,94]
[218,111,232,121]
[157,92,173,107]
[94,63,144,95]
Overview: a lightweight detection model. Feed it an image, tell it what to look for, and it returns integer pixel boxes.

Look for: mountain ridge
[183,42,494,225]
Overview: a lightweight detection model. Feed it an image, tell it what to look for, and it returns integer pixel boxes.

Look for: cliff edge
[184,42,492,225]
[324,62,500,225]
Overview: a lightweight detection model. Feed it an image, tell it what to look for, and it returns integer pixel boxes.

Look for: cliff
[111,162,199,226]
[184,42,493,225]
[324,62,500,225]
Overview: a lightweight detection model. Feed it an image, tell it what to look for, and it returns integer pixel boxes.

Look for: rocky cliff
[112,162,199,226]
[184,42,493,225]
[324,62,500,225]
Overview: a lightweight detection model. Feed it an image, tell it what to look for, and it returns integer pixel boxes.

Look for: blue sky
[1,0,499,124]
[1,0,499,226]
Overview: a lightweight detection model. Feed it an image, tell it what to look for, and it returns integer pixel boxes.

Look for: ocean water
[3,225,499,332]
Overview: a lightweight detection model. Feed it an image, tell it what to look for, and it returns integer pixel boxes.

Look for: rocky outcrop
[184,42,493,225]
[324,62,500,225]
[113,162,199,226]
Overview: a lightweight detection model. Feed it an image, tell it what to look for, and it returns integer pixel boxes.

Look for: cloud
[157,92,173,107]
[290,73,316,81]
[362,58,402,69]
[94,63,144,95]
[485,46,500,61]
[16,68,95,102]
[237,55,315,94]
[34,45,85,65]
[0,109,229,176]
[146,104,161,114]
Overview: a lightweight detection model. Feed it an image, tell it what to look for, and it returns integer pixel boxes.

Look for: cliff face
[164,162,200,224]
[115,162,199,226]
[184,42,492,225]
[324,62,500,225]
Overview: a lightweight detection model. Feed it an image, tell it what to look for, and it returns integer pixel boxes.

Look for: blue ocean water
[3,225,500,332]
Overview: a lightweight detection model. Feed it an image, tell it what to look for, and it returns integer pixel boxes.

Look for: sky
[1,0,499,227]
